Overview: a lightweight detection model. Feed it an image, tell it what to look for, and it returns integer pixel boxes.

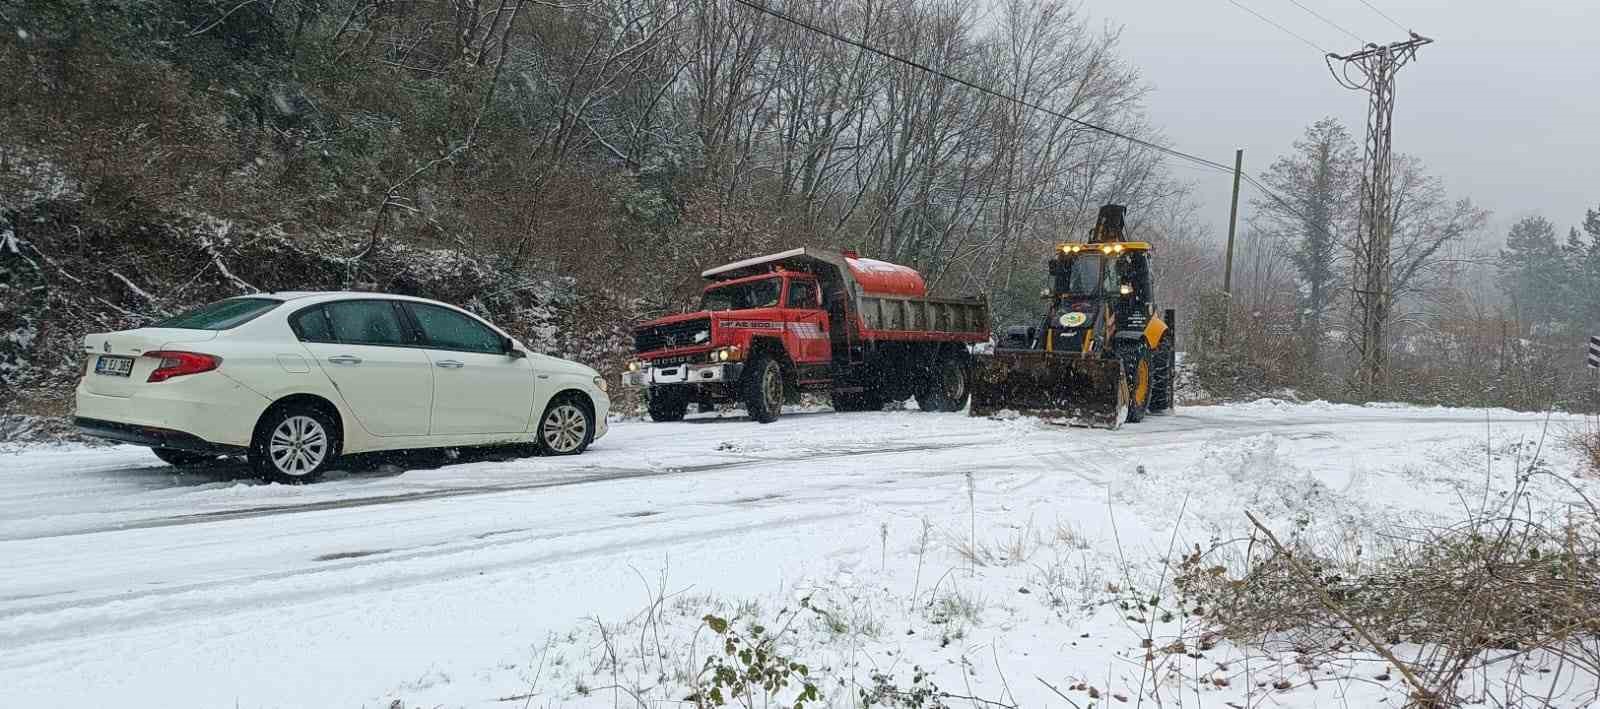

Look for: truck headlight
[712,346,743,363]
[1119,284,1133,296]
[626,361,641,372]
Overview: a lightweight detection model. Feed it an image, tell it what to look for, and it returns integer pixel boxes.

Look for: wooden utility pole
[1222,148,1243,295]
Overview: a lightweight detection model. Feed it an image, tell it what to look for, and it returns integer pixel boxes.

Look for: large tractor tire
[915,355,970,413]
[743,353,785,424]
[1123,345,1153,424]
[1148,333,1177,414]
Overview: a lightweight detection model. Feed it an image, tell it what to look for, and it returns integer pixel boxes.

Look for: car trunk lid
[81,329,220,398]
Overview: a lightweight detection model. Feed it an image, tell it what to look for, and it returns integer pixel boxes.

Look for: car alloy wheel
[541,403,589,454]
[268,414,329,477]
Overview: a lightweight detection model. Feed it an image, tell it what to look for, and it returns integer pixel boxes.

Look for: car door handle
[436,360,465,369]
[327,355,363,365]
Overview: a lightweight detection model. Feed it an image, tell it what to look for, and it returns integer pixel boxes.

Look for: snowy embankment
[0,401,1594,708]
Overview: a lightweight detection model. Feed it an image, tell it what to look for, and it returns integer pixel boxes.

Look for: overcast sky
[1102,0,1597,241]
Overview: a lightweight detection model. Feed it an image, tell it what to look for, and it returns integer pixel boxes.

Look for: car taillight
[144,351,222,383]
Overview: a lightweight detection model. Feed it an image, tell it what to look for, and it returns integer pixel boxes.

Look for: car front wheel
[537,395,594,456]
[250,405,341,484]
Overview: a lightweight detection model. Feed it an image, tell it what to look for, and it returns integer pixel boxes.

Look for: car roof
[242,291,438,304]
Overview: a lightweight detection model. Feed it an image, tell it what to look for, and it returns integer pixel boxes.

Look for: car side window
[289,306,336,343]
[786,280,818,309]
[325,300,411,347]
[405,303,504,354]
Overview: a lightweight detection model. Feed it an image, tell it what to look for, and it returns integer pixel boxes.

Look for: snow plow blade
[968,352,1127,429]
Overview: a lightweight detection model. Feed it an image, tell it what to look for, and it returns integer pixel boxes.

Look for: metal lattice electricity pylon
[1327,33,1432,397]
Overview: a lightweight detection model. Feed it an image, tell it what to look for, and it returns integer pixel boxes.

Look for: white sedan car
[74,292,610,482]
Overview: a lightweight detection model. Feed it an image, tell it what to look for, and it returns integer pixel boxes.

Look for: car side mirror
[503,337,526,358]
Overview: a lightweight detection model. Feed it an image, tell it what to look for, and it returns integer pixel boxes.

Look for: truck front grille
[635,318,712,354]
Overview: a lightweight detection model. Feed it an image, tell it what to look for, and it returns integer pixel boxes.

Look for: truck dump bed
[702,247,988,343]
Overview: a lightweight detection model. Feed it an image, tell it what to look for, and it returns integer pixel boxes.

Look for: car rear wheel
[537,395,594,456]
[250,405,341,484]
[151,447,217,467]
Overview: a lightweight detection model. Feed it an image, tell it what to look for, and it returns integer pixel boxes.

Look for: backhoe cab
[970,204,1177,427]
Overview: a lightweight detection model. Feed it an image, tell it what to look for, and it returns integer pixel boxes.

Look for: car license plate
[95,355,135,377]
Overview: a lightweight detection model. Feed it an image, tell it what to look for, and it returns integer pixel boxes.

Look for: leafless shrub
[1176,473,1600,708]
[1567,415,1600,477]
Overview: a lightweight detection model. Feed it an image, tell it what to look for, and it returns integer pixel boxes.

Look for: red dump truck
[622,248,991,422]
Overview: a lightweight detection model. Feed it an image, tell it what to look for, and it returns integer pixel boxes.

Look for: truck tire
[647,387,689,422]
[915,356,970,412]
[743,353,785,424]
[832,388,884,412]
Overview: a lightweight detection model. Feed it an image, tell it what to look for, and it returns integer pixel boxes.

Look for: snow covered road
[1,402,1592,708]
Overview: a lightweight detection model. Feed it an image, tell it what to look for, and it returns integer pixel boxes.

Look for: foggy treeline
[1201,117,1600,411]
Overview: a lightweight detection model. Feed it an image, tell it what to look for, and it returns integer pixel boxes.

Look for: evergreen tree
[1498,215,1568,330]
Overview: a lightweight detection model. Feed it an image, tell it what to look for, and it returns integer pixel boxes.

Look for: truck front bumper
[623,362,744,387]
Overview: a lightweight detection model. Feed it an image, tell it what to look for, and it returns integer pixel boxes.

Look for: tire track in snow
[2,441,980,542]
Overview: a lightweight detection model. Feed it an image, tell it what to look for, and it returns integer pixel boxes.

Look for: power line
[1283,0,1366,45]
[728,0,1240,176]
[728,0,1340,251]
[1227,0,1331,54]
[1357,0,1409,33]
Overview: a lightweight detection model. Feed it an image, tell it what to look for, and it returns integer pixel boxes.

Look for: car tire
[743,353,784,424]
[151,447,217,467]
[536,394,595,456]
[249,404,341,484]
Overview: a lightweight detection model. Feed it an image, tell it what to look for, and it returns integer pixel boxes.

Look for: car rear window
[154,298,282,330]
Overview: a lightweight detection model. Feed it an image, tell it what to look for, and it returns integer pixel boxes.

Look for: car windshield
[1054,255,1104,296]
[154,297,282,330]
[700,278,782,311]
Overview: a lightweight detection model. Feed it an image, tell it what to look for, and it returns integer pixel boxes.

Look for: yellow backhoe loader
[970,205,1177,428]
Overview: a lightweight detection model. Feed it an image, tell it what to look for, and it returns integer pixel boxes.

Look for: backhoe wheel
[915,356,970,413]
[647,386,689,422]
[1124,346,1152,424]
[743,353,785,424]
[1148,333,1176,414]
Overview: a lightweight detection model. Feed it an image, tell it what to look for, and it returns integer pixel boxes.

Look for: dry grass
[1175,470,1600,708]
[1568,415,1600,476]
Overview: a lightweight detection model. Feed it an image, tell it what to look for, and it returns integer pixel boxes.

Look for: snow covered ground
[1,401,1594,708]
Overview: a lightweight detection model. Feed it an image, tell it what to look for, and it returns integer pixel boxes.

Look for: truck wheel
[832,388,884,412]
[647,387,689,422]
[743,354,785,424]
[915,357,970,412]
